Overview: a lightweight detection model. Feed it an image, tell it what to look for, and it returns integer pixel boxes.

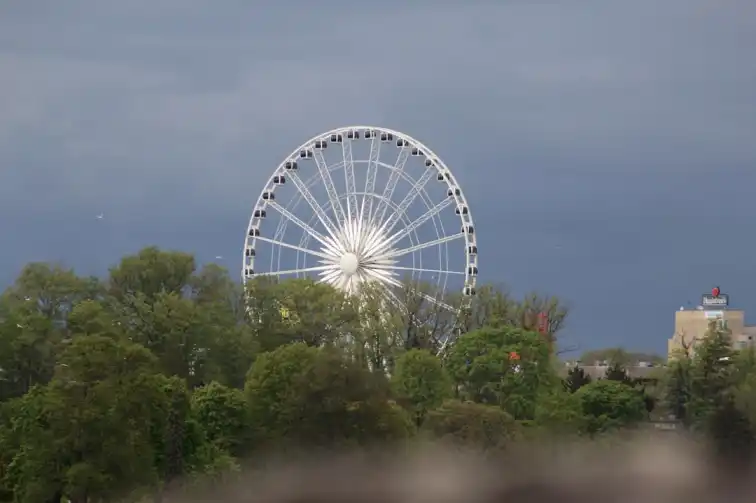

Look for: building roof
[560,364,663,380]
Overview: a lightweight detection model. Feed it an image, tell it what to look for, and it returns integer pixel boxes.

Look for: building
[667,287,756,360]
[560,361,662,382]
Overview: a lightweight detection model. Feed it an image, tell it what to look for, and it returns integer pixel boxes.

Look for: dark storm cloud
[1,0,755,352]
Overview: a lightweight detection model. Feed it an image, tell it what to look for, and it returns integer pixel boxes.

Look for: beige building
[667,306,756,360]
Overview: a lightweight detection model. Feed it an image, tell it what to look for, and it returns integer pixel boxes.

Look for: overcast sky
[1,0,755,355]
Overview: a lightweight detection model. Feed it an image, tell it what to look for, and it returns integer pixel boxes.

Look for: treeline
[0,246,754,502]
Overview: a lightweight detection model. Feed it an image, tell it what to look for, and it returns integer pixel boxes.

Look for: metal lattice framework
[242,126,478,324]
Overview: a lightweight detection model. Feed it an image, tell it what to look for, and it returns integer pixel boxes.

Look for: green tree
[0,397,27,500]
[0,298,58,400]
[733,347,756,428]
[392,280,457,353]
[108,247,195,301]
[706,393,754,463]
[114,292,206,386]
[104,248,256,388]
[422,400,520,452]
[345,281,426,371]
[149,375,233,498]
[390,349,452,426]
[445,325,556,419]
[513,292,569,346]
[3,336,166,503]
[0,387,62,502]
[241,277,287,352]
[663,357,692,424]
[150,376,193,497]
[0,264,101,400]
[603,362,658,417]
[2,262,102,325]
[110,291,254,389]
[186,264,257,388]
[687,321,737,426]
[533,387,584,436]
[457,284,518,332]
[246,278,360,352]
[66,299,123,339]
[732,351,756,463]
[574,379,646,435]
[564,365,592,393]
[604,362,632,384]
[245,343,411,449]
[459,285,569,345]
[686,322,754,460]
[191,382,248,456]
[189,263,242,310]
[195,319,257,390]
[6,249,732,499]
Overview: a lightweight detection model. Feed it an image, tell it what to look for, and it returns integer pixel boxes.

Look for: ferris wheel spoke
[381,286,408,313]
[417,291,457,313]
[341,138,359,222]
[361,267,402,288]
[268,201,342,254]
[313,150,347,225]
[368,265,464,275]
[284,171,342,241]
[253,265,335,277]
[370,147,410,228]
[360,134,382,225]
[367,198,455,257]
[254,236,332,261]
[294,210,320,270]
[380,233,465,260]
[382,166,436,234]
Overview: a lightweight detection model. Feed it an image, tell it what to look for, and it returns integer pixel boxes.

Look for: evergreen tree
[564,365,591,393]
[664,357,692,424]
[688,321,735,425]
[687,321,755,462]
[605,362,632,384]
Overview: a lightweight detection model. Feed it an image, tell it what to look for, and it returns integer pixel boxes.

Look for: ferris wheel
[242,126,478,321]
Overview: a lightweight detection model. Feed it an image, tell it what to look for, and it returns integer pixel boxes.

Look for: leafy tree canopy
[0,247,754,500]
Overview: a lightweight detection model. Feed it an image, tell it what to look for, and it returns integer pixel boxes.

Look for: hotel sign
[702,286,729,309]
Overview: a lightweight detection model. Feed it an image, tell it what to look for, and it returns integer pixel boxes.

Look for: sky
[1,0,755,355]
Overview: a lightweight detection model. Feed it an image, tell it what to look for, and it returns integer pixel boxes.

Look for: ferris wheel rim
[242,125,478,315]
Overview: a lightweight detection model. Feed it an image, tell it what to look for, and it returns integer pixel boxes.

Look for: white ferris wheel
[242,126,478,321]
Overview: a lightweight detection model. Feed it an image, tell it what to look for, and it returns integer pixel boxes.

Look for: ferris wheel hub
[340,252,359,276]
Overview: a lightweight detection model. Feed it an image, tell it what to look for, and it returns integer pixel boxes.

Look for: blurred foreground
[167,436,755,503]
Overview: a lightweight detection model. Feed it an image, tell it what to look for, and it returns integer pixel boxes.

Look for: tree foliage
[190,382,248,456]
[0,246,755,500]
[445,325,556,419]
[574,380,647,435]
[421,400,520,452]
[245,343,412,449]
[390,349,452,426]
[564,365,592,393]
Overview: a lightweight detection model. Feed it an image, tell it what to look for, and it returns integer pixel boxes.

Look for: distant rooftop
[560,363,663,380]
